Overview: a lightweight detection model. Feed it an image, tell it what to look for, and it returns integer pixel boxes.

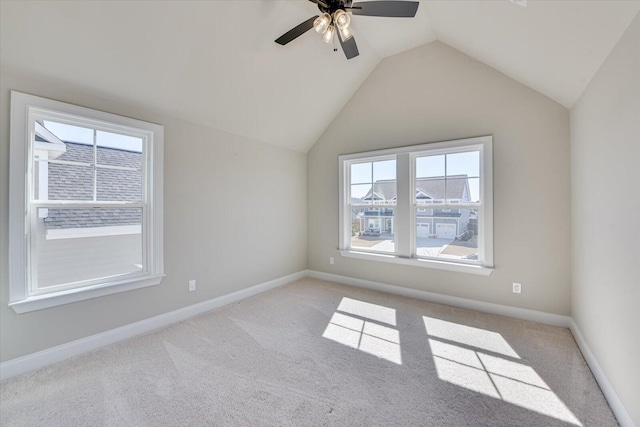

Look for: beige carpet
[0,278,617,426]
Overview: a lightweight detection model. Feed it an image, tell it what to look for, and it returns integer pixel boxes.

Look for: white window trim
[338,136,493,275]
[9,91,164,313]
[338,250,493,276]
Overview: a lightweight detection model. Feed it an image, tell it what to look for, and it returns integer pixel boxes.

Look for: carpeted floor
[0,278,617,426]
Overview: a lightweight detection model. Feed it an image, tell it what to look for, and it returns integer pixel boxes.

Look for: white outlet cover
[513,282,522,294]
[329,257,335,265]
[188,280,197,292]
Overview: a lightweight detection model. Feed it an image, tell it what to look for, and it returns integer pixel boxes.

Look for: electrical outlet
[188,280,197,292]
[513,282,522,294]
[329,257,335,265]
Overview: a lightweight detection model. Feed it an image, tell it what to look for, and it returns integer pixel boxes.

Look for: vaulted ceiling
[1,1,638,152]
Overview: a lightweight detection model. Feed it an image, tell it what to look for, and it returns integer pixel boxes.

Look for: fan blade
[308,0,330,7]
[351,1,419,17]
[339,35,359,60]
[275,15,319,45]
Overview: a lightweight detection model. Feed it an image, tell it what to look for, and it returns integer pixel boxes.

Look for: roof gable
[361,175,468,201]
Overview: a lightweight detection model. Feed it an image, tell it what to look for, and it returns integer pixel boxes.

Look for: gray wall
[308,41,571,315]
[0,70,308,362]
[570,13,640,426]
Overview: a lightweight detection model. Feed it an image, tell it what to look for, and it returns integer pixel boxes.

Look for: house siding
[33,220,142,289]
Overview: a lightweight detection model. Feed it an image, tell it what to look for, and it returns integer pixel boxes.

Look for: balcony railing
[352,200,397,206]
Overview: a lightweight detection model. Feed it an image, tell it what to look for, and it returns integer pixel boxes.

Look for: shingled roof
[44,142,143,229]
[362,175,469,201]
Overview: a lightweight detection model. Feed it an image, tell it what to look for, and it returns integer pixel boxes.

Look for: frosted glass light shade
[333,10,350,29]
[322,25,335,44]
[313,13,331,34]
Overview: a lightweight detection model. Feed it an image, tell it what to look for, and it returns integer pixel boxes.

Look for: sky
[351,152,480,201]
[43,120,143,153]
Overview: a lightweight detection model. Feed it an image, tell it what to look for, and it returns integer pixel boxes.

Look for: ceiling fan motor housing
[316,0,353,15]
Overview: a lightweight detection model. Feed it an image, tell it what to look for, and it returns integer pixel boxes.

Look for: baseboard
[0,270,307,382]
[4,269,632,427]
[307,270,571,327]
[569,319,635,427]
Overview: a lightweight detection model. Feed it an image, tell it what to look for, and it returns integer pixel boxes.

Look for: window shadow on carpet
[424,316,582,426]
[321,295,583,426]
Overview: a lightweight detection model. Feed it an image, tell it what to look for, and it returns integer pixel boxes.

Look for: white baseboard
[307,270,571,327]
[569,319,635,427]
[0,270,306,382]
[3,269,633,427]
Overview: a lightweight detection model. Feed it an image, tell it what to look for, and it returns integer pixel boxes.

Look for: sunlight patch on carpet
[337,297,396,326]
[323,299,402,365]
[423,316,520,358]
[424,317,582,426]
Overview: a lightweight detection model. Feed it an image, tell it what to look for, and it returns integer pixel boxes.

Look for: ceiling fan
[275,0,419,60]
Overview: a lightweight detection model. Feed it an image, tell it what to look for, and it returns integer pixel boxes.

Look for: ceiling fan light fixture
[313,13,331,34]
[321,24,335,44]
[333,9,351,29]
[338,24,353,42]
[275,0,420,60]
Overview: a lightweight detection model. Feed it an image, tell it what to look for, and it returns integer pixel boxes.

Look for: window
[339,136,493,275]
[9,92,164,313]
[348,158,396,253]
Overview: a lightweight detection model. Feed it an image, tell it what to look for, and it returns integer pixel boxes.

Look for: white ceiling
[424,0,640,109]
[1,1,638,152]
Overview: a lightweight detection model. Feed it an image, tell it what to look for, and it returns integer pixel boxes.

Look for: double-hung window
[339,136,493,275]
[9,92,164,313]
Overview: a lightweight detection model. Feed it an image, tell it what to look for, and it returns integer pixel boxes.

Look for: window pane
[351,184,372,202]
[445,175,470,203]
[96,131,143,167]
[350,162,371,184]
[446,151,479,203]
[416,155,444,178]
[35,160,94,201]
[351,207,395,253]
[42,120,93,144]
[416,177,445,203]
[467,178,480,203]
[446,151,479,177]
[97,167,143,202]
[35,207,143,290]
[373,159,396,181]
[55,141,94,164]
[416,209,478,261]
[373,182,396,205]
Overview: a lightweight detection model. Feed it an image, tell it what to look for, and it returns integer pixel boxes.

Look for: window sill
[9,274,165,314]
[339,250,493,276]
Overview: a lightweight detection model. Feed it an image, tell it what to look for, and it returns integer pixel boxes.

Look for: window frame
[9,91,164,313]
[338,136,493,276]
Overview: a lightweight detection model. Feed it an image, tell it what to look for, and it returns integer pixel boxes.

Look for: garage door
[417,223,430,237]
[436,223,456,239]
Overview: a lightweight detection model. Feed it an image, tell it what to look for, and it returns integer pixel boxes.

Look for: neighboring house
[36,136,143,237]
[357,175,472,239]
[33,127,143,288]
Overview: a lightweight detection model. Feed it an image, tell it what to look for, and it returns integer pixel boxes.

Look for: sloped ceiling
[424,0,640,109]
[1,1,638,152]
